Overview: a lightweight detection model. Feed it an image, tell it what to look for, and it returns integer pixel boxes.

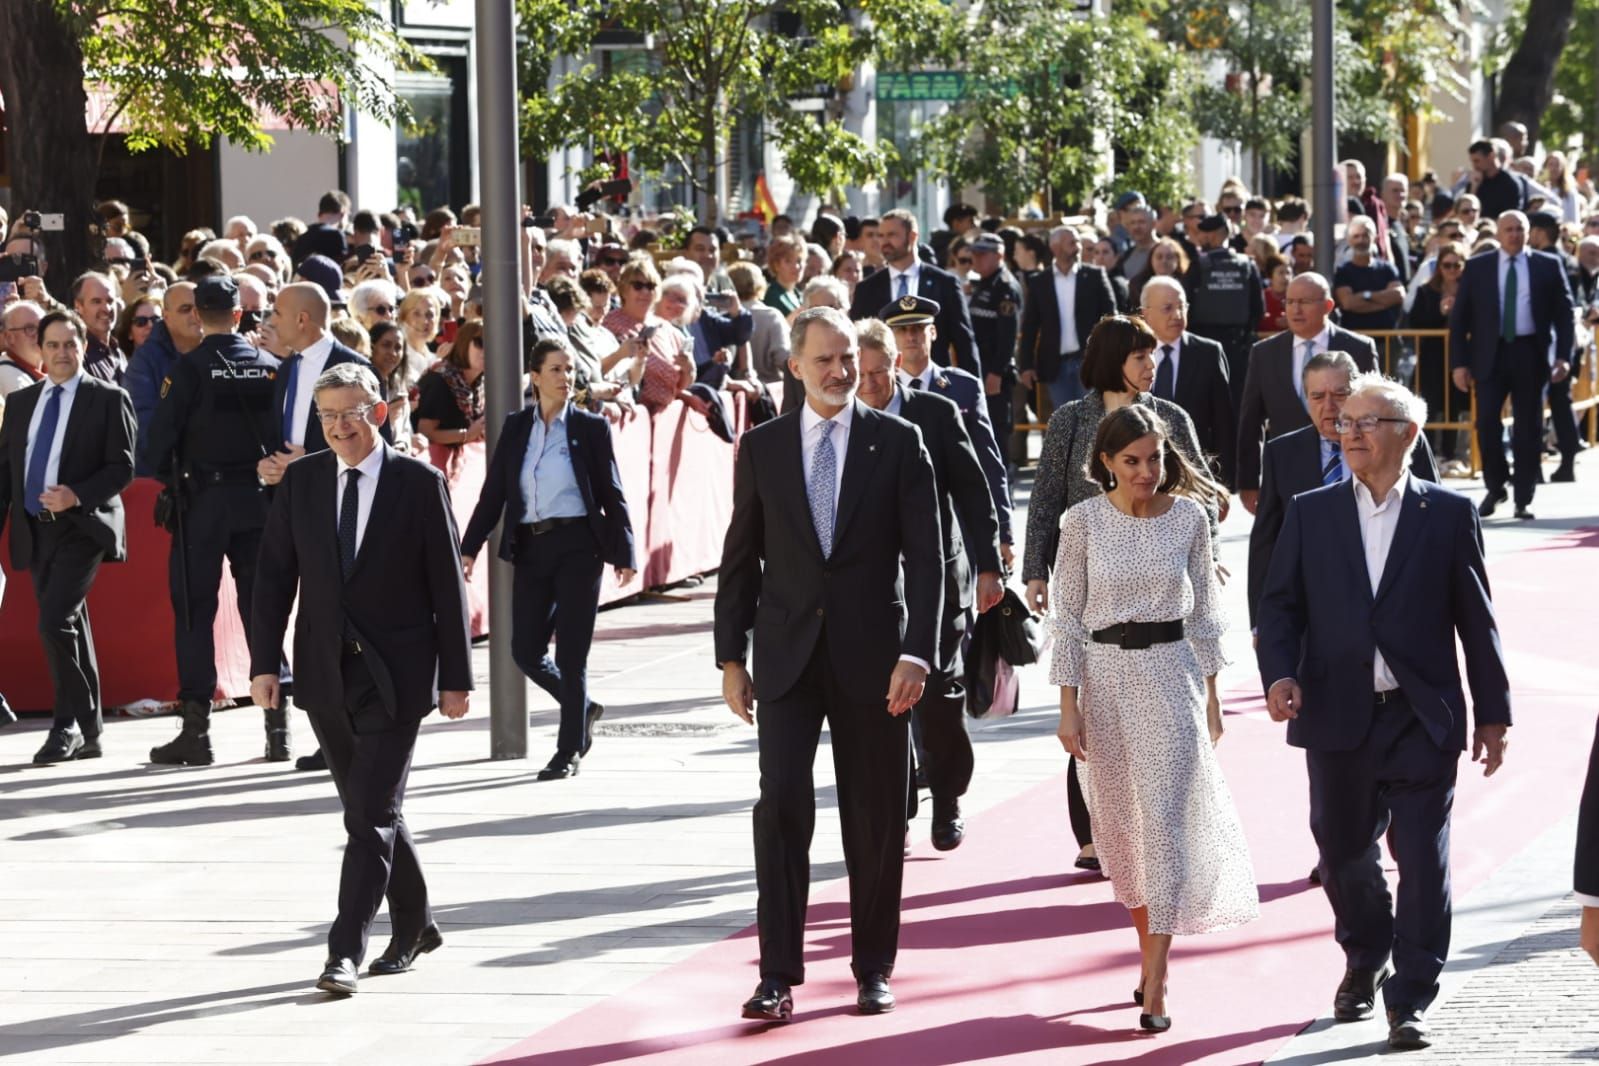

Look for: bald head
[270,282,332,351]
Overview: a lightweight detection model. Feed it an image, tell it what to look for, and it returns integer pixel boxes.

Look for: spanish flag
[753,173,779,225]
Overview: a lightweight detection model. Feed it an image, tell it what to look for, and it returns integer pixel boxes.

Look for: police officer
[1186,214,1264,412]
[144,276,289,766]
[965,233,1021,492]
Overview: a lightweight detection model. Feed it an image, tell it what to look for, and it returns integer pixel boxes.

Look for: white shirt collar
[1291,324,1333,350]
[800,398,855,438]
[299,331,335,363]
[337,441,386,481]
[1352,470,1410,513]
[1498,248,1524,267]
[1053,261,1080,280]
[45,369,85,394]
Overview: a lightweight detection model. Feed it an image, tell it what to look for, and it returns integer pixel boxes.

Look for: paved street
[1,456,1596,1064]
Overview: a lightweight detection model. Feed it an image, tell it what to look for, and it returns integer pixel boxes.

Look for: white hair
[225,215,258,237]
[1,299,44,328]
[1346,373,1428,461]
[1346,215,1377,238]
[198,238,244,268]
[658,274,701,316]
[349,278,400,318]
[801,275,850,310]
[546,237,583,265]
[313,361,382,404]
[1579,235,1599,255]
[1048,225,1078,245]
[662,257,705,289]
[1138,275,1187,309]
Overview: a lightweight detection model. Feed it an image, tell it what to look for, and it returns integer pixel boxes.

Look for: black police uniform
[144,309,283,765]
[1186,229,1264,411]
[967,266,1021,461]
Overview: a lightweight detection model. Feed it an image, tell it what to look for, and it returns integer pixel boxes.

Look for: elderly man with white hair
[197,238,245,272]
[1333,215,1404,332]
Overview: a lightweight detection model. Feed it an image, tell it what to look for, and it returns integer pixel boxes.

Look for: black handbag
[991,587,1048,667]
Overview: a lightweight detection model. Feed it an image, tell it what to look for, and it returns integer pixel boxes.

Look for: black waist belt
[342,639,363,657]
[519,516,584,537]
[1090,620,1184,650]
[193,468,260,487]
[1374,688,1408,706]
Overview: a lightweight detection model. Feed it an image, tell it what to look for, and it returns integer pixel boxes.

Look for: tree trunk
[0,0,99,300]
[1495,0,1578,148]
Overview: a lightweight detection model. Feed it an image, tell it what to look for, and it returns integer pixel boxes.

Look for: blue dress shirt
[520,404,589,523]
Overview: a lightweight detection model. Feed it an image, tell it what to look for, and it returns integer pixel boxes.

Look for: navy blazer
[1256,476,1510,753]
[1166,332,1236,485]
[459,404,635,571]
[848,262,979,372]
[918,365,1012,546]
[1448,248,1575,379]
[272,341,388,454]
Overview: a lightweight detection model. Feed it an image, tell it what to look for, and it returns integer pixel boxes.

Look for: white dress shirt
[905,363,937,391]
[334,444,385,555]
[888,262,922,301]
[1352,471,1409,693]
[1289,325,1333,402]
[287,332,336,448]
[25,371,83,491]
[1052,263,1081,355]
[1496,250,1535,337]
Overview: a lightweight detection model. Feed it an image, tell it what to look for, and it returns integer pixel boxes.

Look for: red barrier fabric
[598,404,655,607]
[643,400,736,588]
[428,440,489,637]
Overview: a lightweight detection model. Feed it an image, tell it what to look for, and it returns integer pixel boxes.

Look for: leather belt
[30,508,58,524]
[1090,620,1184,650]
[519,516,583,537]
[194,469,261,487]
[342,639,363,657]
[1374,688,1407,706]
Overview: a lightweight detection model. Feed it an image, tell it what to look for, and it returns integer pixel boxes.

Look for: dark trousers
[171,485,267,701]
[755,635,909,985]
[1415,343,1468,461]
[1473,338,1550,506]
[1547,350,1584,459]
[1306,695,1457,1013]
[511,521,603,757]
[29,521,105,737]
[1067,756,1092,848]
[907,594,973,820]
[308,650,430,965]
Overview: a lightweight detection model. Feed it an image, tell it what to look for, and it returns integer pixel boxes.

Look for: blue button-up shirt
[520,404,588,523]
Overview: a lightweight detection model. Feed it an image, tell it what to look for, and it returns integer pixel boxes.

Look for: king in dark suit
[847,209,977,372]
[1139,276,1237,485]
[716,306,942,1022]
[249,362,474,996]
[0,310,136,764]
[1256,377,1510,1052]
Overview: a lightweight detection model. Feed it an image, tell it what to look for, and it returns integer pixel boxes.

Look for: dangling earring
[1108,472,1117,490]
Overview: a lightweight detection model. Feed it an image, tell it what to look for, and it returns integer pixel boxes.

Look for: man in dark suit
[249,361,473,996]
[716,306,941,1022]
[1577,723,1599,966]
[848,208,977,372]
[1450,210,1577,519]
[1017,225,1119,409]
[1257,377,1510,1052]
[1236,272,1378,509]
[855,318,1002,852]
[1139,275,1236,484]
[0,310,136,764]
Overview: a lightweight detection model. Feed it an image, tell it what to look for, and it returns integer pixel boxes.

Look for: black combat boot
[149,700,215,766]
[264,703,292,762]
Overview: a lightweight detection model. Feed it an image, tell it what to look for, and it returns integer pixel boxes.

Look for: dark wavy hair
[1088,404,1224,506]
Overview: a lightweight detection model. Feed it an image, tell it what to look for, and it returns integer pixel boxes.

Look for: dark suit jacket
[0,375,136,570]
[1017,264,1119,382]
[1578,721,1599,898]
[1165,332,1236,485]
[848,263,978,372]
[250,444,474,721]
[1246,424,1438,627]
[917,365,1012,546]
[272,341,387,453]
[459,404,635,570]
[1234,326,1378,490]
[1256,477,1510,753]
[1448,248,1575,379]
[713,400,942,703]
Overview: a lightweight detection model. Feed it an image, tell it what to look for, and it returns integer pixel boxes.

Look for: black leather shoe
[930,797,965,851]
[856,972,895,1014]
[1139,1012,1171,1032]
[1386,1007,1431,1050]
[316,957,359,995]
[369,924,443,975]
[740,978,793,1022]
[33,730,83,764]
[296,748,328,772]
[1552,459,1576,482]
[77,737,103,760]
[1333,965,1390,1022]
[538,752,581,780]
[1478,487,1508,517]
[581,702,604,756]
[1514,506,1535,520]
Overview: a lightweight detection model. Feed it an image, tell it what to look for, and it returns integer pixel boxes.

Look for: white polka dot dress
[1048,494,1259,936]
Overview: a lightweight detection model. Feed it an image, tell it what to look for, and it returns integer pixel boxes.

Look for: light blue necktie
[1296,340,1314,402]
[24,385,62,516]
[808,421,837,557]
[1322,441,1344,486]
[895,272,909,299]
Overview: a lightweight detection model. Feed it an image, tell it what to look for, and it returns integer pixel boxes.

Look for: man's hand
[462,554,477,580]
[1552,360,1572,384]
[975,570,1004,614]
[1000,542,1014,572]
[250,673,281,710]
[38,485,79,513]
[439,691,470,720]
[257,453,285,486]
[1025,578,1049,615]
[885,661,927,716]
[1452,366,1473,393]
[984,372,1003,396]
[1472,723,1509,777]
[1018,368,1037,389]
[20,276,47,303]
[1266,678,1302,721]
[1582,907,1599,967]
[723,663,756,724]
[616,566,637,586]
[1239,489,1259,516]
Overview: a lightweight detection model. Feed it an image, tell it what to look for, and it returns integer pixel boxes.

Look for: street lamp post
[1310,0,1336,279]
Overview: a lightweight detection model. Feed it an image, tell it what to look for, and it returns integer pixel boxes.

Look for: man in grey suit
[1236,272,1378,511]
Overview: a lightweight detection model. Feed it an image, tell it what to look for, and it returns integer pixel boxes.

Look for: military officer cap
[969,233,1005,255]
[194,275,240,311]
[879,293,940,327]
[1195,214,1230,234]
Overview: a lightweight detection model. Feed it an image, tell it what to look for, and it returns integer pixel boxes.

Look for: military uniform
[966,257,1021,464]
[1186,217,1265,411]
[143,277,286,766]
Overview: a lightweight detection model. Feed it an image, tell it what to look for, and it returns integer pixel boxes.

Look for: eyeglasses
[1438,260,1463,271]
[370,304,395,314]
[249,250,275,262]
[5,324,39,337]
[1334,415,1410,434]
[316,403,375,426]
[131,314,162,327]
[630,281,657,292]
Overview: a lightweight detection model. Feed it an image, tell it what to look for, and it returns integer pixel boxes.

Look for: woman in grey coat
[1021,314,1223,872]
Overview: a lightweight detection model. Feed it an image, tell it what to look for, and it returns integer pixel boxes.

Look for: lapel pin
[1419,500,1427,509]
[869,444,878,452]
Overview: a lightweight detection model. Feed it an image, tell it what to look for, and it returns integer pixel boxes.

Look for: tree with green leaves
[1486,0,1586,151]
[0,0,416,292]
[516,0,955,223]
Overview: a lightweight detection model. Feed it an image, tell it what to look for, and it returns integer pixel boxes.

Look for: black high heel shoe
[1139,1012,1171,1032]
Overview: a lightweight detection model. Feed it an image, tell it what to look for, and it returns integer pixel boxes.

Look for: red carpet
[482,528,1599,1066]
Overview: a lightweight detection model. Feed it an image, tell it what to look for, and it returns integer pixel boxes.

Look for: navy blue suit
[271,341,388,455]
[849,263,979,372]
[1448,248,1575,507]
[916,365,1013,548]
[1256,476,1510,1013]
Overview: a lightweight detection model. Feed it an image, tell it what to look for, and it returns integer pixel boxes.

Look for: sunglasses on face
[371,304,395,315]
[630,281,657,292]
[601,256,628,266]
[1439,260,1463,271]
[249,250,274,262]
[131,314,162,327]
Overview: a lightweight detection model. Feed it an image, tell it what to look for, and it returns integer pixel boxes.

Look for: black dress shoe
[930,797,965,852]
[581,702,604,756]
[77,737,104,760]
[1478,487,1508,517]
[537,752,581,781]
[740,978,793,1022]
[316,957,359,995]
[1387,1007,1431,1050]
[1514,506,1535,520]
[295,748,328,772]
[1552,460,1576,482]
[33,729,83,764]
[1332,965,1390,1022]
[856,972,895,1014]
[1074,851,1101,871]
[369,924,443,975]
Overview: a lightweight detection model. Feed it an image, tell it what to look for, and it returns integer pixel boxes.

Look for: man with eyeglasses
[0,300,46,397]
[144,276,287,766]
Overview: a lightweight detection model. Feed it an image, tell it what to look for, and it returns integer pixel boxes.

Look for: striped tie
[1322,441,1344,486]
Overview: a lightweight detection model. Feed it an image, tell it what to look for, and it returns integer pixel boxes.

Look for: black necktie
[910,377,924,391]
[1154,345,1175,400]
[339,469,360,579]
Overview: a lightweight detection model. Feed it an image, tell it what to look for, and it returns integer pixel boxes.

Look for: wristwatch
[1361,289,1372,301]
